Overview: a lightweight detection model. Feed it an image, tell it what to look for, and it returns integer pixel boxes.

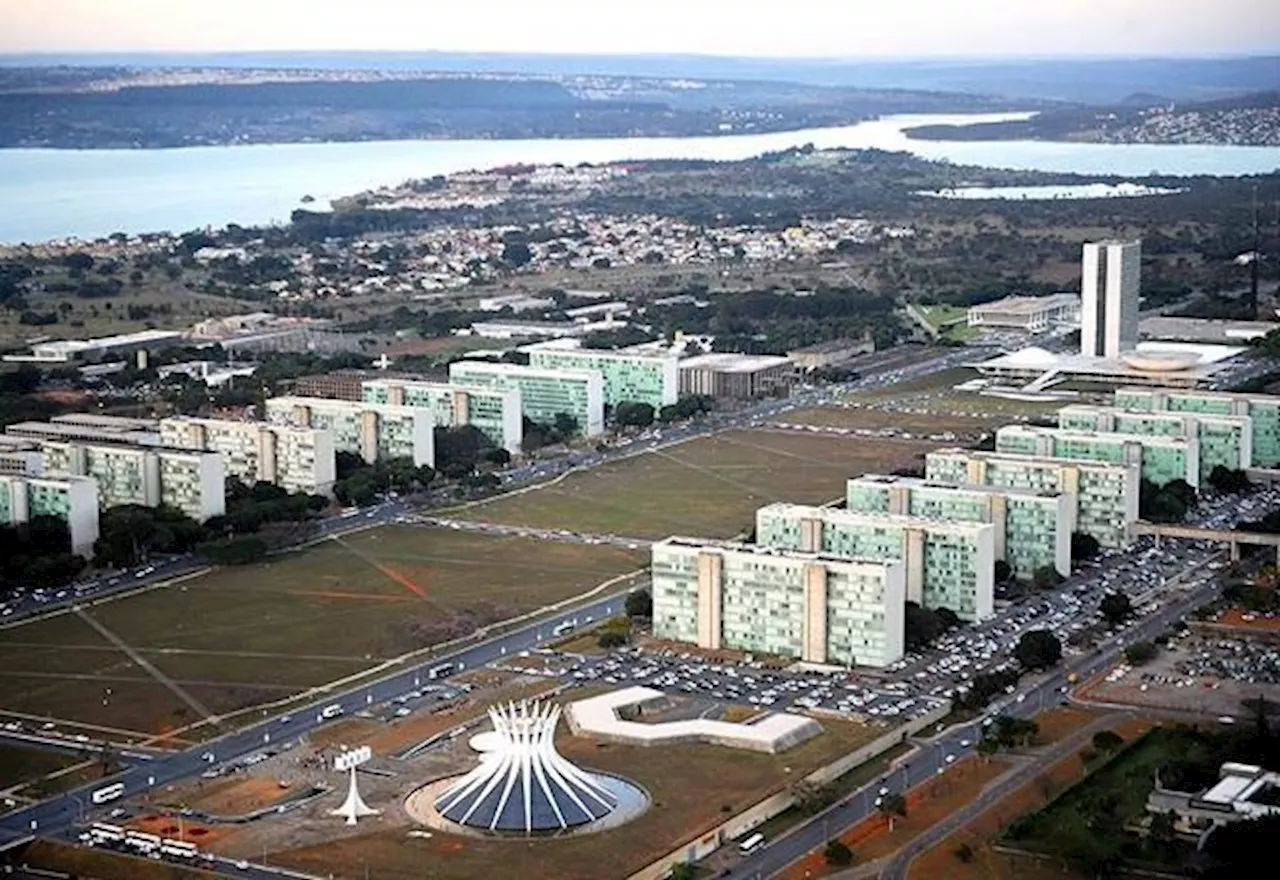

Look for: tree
[1070,532,1101,561]
[501,241,532,268]
[1091,730,1124,753]
[952,842,975,863]
[625,588,652,619]
[597,631,627,649]
[1014,629,1062,670]
[614,401,655,428]
[977,737,1000,763]
[1099,591,1134,626]
[1208,465,1252,495]
[552,412,580,438]
[667,865,697,880]
[1124,640,1158,665]
[823,839,854,867]
[792,780,837,815]
[878,792,907,832]
[994,559,1012,584]
[904,601,959,651]
[1032,566,1065,591]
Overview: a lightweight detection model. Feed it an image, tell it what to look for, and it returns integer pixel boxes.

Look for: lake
[2,112,1280,244]
[917,182,1186,200]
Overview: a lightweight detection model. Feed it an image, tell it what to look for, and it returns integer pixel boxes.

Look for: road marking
[72,607,219,726]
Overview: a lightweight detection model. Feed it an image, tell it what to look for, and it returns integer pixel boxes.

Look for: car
[959,739,971,747]
[944,754,956,764]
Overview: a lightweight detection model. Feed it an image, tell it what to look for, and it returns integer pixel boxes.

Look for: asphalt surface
[721,578,1221,879]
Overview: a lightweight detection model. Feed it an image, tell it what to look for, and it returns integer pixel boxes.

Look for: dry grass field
[0,527,643,737]
[467,429,938,539]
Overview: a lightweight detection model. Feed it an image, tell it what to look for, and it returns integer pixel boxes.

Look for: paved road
[876,713,1125,880]
[722,579,1220,880]
[0,588,628,853]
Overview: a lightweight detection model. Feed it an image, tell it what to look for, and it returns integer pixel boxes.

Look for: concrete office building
[650,537,907,668]
[0,474,100,557]
[159,417,337,496]
[788,337,875,370]
[447,360,605,438]
[995,424,1199,488]
[677,353,794,400]
[265,396,434,467]
[967,293,1081,333]
[6,418,160,447]
[1114,387,1280,469]
[755,503,995,622]
[926,448,1140,549]
[847,474,1072,580]
[39,439,225,522]
[1058,404,1251,485]
[361,379,523,455]
[1081,240,1142,359]
[521,341,679,410]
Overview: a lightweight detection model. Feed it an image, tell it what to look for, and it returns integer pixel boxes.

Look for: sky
[3,0,1280,58]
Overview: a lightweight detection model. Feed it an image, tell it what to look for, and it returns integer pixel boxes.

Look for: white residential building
[159,417,337,496]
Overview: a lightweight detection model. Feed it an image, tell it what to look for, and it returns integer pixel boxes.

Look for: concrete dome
[1119,350,1201,372]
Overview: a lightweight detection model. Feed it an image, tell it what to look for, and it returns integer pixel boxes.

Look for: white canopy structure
[433,700,617,834]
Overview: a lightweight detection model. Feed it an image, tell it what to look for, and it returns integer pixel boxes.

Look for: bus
[91,822,124,837]
[738,832,765,854]
[90,782,125,804]
[427,662,454,680]
[160,840,198,859]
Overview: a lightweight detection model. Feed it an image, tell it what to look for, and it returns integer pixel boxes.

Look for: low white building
[968,294,1080,333]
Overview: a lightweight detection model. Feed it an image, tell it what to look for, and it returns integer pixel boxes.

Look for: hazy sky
[4,0,1280,57]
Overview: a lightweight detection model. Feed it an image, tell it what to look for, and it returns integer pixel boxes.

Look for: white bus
[90,782,125,804]
[91,822,124,837]
[160,840,198,859]
[738,832,766,855]
[427,662,454,680]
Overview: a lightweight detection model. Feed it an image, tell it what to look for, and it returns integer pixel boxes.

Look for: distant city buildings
[650,537,907,668]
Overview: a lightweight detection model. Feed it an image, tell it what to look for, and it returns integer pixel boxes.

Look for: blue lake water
[1,112,1279,244]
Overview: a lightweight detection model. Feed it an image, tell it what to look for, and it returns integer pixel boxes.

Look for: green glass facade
[925,449,1140,549]
[447,361,604,437]
[846,475,1071,580]
[754,503,995,622]
[1115,387,1280,469]
[361,379,523,454]
[650,537,907,668]
[1058,404,1250,486]
[995,425,1197,488]
[523,345,678,410]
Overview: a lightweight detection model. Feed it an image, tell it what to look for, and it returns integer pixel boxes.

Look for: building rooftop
[788,338,870,355]
[1139,316,1279,344]
[851,473,1066,500]
[998,423,1194,446]
[678,352,793,373]
[928,446,1141,473]
[656,535,906,569]
[755,503,997,537]
[971,341,1246,384]
[969,293,1079,316]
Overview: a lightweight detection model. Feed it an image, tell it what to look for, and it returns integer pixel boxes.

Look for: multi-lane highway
[0,588,628,852]
[722,576,1221,879]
